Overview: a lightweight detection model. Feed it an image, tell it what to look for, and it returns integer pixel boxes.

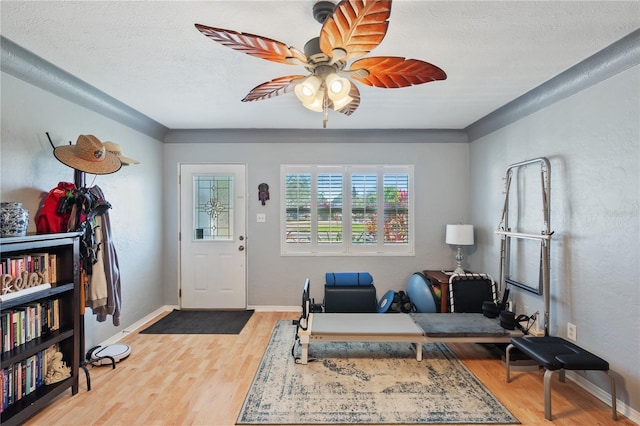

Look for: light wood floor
[25,311,631,426]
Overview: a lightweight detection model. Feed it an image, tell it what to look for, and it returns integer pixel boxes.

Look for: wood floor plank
[23,312,631,425]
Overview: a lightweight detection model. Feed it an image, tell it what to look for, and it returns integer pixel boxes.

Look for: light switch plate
[257,213,266,223]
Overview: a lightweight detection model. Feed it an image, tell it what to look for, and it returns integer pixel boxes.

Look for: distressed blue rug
[237,320,519,424]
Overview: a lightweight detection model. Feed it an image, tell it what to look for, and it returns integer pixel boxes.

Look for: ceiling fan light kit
[195,0,446,128]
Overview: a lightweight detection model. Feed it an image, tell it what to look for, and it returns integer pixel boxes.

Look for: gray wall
[162,131,470,306]
[0,72,165,348]
[469,65,639,413]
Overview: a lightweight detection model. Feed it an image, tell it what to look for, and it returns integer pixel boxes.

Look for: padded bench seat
[296,313,520,365]
[412,313,509,338]
[506,336,617,421]
[298,313,425,364]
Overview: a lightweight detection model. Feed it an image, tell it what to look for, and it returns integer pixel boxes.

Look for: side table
[422,270,452,313]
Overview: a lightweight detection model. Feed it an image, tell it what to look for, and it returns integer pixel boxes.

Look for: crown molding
[0,36,169,141]
[164,128,467,143]
[466,29,640,142]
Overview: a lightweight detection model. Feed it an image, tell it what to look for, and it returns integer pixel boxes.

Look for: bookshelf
[1,232,81,426]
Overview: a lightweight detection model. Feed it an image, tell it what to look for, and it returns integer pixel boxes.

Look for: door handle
[239,245,245,251]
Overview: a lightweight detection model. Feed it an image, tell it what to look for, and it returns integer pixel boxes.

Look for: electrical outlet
[567,322,577,341]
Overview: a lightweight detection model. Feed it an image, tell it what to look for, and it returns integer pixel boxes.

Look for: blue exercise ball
[406,272,439,313]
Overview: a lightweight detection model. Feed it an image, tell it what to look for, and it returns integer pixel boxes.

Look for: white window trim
[280,164,415,256]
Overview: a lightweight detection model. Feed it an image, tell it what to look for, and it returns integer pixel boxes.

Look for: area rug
[237,321,519,424]
[139,309,253,334]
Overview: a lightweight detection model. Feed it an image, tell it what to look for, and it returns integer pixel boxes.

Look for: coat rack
[74,169,96,390]
[46,133,120,391]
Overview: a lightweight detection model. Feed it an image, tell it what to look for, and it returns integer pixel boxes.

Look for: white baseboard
[98,305,177,346]
[566,370,640,423]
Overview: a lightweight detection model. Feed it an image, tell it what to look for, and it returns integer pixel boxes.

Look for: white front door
[179,164,247,309]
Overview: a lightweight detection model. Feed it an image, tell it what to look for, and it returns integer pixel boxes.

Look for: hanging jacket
[86,186,122,326]
[86,215,109,311]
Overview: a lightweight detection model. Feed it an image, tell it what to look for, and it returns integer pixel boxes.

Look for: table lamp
[446,224,474,274]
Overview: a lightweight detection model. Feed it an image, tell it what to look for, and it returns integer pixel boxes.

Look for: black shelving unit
[1,232,81,426]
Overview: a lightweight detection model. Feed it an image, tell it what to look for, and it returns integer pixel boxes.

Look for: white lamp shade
[294,76,321,104]
[330,94,353,110]
[301,88,325,112]
[446,224,474,245]
[325,73,351,100]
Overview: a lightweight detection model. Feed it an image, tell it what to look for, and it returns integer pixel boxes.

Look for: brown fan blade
[241,75,305,102]
[349,56,446,88]
[334,82,361,116]
[195,24,307,65]
[319,0,391,61]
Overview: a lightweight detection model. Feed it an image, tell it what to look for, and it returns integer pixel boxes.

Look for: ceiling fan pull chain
[323,91,329,128]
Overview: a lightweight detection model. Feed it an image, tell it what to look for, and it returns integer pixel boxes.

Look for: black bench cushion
[324,285,377,313]
[511,336,609,371]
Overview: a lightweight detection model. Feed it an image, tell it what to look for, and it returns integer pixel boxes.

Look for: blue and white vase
[0,202,30,237]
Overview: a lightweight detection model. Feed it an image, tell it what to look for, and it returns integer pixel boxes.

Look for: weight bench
[506,336,617,421]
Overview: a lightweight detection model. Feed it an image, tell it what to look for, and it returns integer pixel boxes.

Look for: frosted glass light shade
[325,73,350,100]
[331,94,353,110]
[302,89,325,112]
[294,76,322,104]
[446,224,474,246]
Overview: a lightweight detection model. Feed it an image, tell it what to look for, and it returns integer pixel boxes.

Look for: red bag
[36,182,76,234]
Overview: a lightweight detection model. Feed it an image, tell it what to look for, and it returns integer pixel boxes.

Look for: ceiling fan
[195,0,446,128]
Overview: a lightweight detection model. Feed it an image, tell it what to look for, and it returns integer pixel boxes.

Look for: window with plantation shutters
[317,172,343,245]
[281,165,414,256]
[284,172,312,245]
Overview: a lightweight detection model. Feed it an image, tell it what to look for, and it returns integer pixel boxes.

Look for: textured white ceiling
[1,0,638,130]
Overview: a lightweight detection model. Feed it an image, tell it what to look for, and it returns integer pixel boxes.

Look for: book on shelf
[2,343,60,410]
[1,251,56,290]
[29,252,52,285]
[2,299,60,353]
[48,253,57,285]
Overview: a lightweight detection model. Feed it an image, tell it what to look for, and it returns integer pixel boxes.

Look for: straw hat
[54,135,121,174]
[103,141,140,165]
